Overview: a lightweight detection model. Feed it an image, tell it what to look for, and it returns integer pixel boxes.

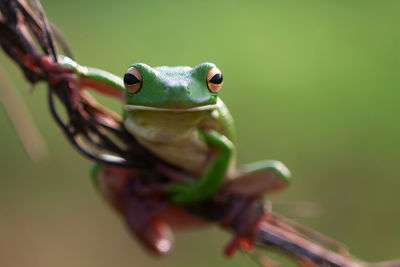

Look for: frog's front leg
[166,130,233,205]
[34,55,125,108]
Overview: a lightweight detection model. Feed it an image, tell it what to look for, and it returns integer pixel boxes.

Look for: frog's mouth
[124,104,217,112]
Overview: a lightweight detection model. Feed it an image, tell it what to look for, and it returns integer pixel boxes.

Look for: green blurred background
[1,0,400,266]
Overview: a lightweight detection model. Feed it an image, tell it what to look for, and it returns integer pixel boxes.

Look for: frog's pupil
[124,73,140,85]
[210,73,223,84]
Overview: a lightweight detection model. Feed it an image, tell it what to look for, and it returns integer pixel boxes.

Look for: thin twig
[1,1,399,266]
[0,65,47,162]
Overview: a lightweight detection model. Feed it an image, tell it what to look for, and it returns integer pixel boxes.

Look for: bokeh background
[1,0,400,266]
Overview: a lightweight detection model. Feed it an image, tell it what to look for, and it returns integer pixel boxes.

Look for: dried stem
[0,1,399,266]
[0,65,47,162]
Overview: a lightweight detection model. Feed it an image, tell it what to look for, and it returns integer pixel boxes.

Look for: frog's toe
[242,160,291,182]
[223,160,291,197]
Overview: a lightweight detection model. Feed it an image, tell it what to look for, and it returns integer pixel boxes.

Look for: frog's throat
[124,104,217,112]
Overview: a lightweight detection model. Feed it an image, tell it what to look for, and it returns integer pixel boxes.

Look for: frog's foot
[221,198,268,256]
[93,165,178,254]
[218,160,290,256]
[222,160,291,198]
[124,184,173,255]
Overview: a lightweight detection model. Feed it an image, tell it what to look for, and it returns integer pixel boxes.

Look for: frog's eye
[206,67,223,93]
[124,67,142,94]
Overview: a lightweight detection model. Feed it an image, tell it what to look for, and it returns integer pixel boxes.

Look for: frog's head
[123,63,223,111]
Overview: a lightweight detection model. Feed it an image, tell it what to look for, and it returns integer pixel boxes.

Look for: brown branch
[256,213,400,267]
[1,1,399,266]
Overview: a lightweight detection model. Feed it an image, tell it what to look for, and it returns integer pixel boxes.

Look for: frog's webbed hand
[165,130,233,205]
[36,55,125,108]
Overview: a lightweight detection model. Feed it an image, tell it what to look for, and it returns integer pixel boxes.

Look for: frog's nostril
[164,86,170,92]
[185,86,190,92]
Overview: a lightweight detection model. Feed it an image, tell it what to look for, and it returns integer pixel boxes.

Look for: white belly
[124,110,211,174]
[135,131,209,174]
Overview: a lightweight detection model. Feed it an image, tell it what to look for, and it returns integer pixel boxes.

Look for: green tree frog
[57,56,291,205]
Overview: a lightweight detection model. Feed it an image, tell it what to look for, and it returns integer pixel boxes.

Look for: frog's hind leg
[90,164,174,254]
[123,183,174,255]
[219,160,291,256]
[223,160,291,198]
